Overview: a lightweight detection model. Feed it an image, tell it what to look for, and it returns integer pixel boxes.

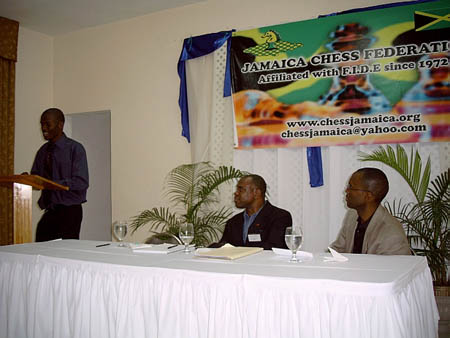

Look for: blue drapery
[307,147,323,187]
[177,30,233,142]
[176,30,324,187]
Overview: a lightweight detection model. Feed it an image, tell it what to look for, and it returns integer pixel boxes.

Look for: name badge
[248,234,261,242]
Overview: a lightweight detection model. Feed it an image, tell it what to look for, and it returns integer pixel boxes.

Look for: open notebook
[195,244,263,260]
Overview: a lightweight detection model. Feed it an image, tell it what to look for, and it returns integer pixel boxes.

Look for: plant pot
[435,286,450,336]
[435,286,450,297]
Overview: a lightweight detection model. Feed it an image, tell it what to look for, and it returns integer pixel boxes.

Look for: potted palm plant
[130,162,246,247]
[359,144,449,289]
[359,144,449,335]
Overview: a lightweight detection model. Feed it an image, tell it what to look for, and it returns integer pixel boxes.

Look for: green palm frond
[359,144,430,203]
[194,166,246,209]
[399,173,449,284]
[130,207,181,234]
[200,206,233,226]
[148,231,183,244]
[383,199,419,244]
[164,162,213,206]
[359,146,448,285]
[426,170,450,202]
[187,206,234,246]
[193,222,220,246]
[131,162,247,247]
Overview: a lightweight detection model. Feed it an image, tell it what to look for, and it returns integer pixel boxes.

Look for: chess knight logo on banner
[243,30,304,57]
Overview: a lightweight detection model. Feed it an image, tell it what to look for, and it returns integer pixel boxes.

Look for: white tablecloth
[0,240,439,338]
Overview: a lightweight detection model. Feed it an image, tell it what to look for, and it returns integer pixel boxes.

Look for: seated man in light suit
[330,167,411,255]
[210,174,292,250]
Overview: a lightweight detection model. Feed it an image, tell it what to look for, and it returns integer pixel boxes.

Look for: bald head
[242,174,266,196]
[355,167,389,203]
[42,108,65,123]
[40,108,65,142]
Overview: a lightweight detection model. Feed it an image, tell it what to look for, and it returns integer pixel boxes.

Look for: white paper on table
[129,243,185,254]
[272,248,313,259]
[324,247,349,262]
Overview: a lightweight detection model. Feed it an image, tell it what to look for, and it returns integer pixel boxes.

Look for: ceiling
[0,0,205,36]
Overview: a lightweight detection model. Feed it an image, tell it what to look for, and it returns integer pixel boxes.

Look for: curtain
[187,40,450,253]
[0,17,19,245]
[178,31,233,143]
[185,42,236,209]
[186,42,235,165]
[235,142,449,252]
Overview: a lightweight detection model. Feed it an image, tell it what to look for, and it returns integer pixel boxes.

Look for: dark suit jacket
[211,202,292,250]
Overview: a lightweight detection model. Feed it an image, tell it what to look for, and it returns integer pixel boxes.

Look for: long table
[0,240,439,338]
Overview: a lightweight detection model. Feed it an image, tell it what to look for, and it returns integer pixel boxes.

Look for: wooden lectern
[0,175,69,244]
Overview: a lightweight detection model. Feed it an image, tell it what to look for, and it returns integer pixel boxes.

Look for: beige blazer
[330,204,411,255]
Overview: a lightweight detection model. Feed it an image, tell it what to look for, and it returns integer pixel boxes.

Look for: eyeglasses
[346,185,371,193]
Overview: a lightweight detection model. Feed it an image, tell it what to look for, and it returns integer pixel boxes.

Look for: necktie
[42,143,55,208]
[44,143,55,179]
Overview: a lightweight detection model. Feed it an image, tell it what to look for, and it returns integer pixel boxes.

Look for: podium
[0,175,68,244]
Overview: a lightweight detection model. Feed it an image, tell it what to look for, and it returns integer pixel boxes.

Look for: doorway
[65,110,111,240]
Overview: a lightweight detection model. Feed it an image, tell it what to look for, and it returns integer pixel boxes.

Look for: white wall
[14,0,408,243]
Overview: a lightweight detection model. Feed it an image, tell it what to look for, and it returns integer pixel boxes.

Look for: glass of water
[284,226,303,262]
[179,223,194,253]
[113,221,128,247]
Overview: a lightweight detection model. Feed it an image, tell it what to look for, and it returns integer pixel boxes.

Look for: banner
[230,1,450,148]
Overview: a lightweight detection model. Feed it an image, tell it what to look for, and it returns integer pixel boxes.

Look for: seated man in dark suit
[330,167,410,255]
[210,174,292,250]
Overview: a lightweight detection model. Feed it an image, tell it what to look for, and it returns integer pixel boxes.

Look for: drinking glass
[179,223,194,253]
[113,221,128,247]
[284,226,303,262]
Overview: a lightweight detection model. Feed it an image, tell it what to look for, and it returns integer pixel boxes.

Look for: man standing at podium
[30,108,89,241]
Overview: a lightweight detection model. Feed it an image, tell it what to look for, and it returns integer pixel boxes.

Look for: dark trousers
[36,204,83,242]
